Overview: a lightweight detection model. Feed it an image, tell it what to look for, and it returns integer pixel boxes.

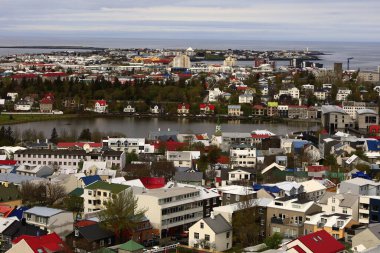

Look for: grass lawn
[0,113,79,125]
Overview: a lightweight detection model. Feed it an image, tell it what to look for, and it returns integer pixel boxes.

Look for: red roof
[292,245,306,253]
[178,73,192,78]
[307,165,330,172]
[153,141,186,151]
[253,104,265,109]
[42,72,67,77]
[140,177,166,189]
[199,104,215,110]
[95,100,107,106]
[11,74,37,79]
[291,230,345,253]
[0,160,17,166]
[0,206,13,217]
[12,233,69,253]
[57,142,102,149]
[178,103,190,109]
[40,97,53,104]
[217,156,230,164]
[76,220,97,228]
[251,134,271,139]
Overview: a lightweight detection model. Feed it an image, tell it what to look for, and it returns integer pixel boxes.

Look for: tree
[20,181,47,206]
[50,128,59,144]
[126,151,139,164]
[46,183,66,206]
[264,232,283,249]
[151,161,176,180]
[78,128,92,141]
[98,190,147,243]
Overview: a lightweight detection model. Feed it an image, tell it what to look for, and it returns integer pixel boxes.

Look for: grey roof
[319,192,359,207]
[367,223,380,240]
[321,105,347,115]
[357,109,377,115]
[174,172,203,182]
[203,214,232,234]
[78,223,114,241]
[0,173,46,184]
[24,206,67,217]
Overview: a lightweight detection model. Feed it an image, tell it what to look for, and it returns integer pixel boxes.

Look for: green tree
[50,128,59,144]
[98,190,147,243]
[126,152,139,164]
[78,128,92,141]
[264,232,283,249]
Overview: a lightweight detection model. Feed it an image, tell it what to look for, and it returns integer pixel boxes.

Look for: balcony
[271,217,303,227]
[271,217,284,225]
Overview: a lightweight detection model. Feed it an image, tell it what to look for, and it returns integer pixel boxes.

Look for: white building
[188,213,232,252]
[166,151,200,169]
[342,101,378,119]
[314,91,327,101]
[277,87,300,99]
[123,104,135,113]
[94,100,108,113]
[208,88,224,103]
[238,94,253,104]
[318,192,359,221]
[102,137,154,153]
[223,56,237,67]
[14,99,32,111]
[15,164,54,178]
[23,206,74,238]
[229,144,256,168]
[171,54,191,68]
[83,181,129,214]
[336,89,352,101]
[134,184,220,237]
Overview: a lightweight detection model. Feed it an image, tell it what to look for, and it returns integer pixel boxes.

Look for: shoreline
[0,112,321,126]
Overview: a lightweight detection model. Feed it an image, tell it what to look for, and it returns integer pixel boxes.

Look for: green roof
[85,181,129,194]
[119,240,144,251]
[69,187,84,197]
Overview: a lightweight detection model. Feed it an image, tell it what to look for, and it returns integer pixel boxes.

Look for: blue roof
[352,171,372,180]
[367,140,380,152]
[8,206,29,220]
[293,140,309,149]
[81,175,101,186]
[253,184,281,193]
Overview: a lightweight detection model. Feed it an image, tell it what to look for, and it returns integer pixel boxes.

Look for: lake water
[7,117,320,139]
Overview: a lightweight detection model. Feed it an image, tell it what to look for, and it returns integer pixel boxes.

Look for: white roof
[261,163,286,174]
[217,185,255,196]
[213,198,273,214]
[0,217,18,233]
[251,130,276,136]
[342,177,379,186]
[82,161,108,171]
[300,180,326,193]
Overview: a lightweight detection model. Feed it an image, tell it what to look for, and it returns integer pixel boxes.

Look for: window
[227,243,229,249]
[343,208,347,214]
[88,191,92,196]
[332,206,335,212]
[200,222,204,229]
[205,234,210,241]
[226,232,230,238]
[332,197,335,203]
[100,240,104,247]
[194,233,199,239]
[108,238,112,245]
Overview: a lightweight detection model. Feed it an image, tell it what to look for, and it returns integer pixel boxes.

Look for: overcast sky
[1,0,379,42]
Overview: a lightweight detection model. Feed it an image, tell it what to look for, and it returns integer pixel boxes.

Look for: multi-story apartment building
[102,137,154,153]
[318,192,359,221]
[229,144,256,169]
[304,212,357,240]
[356,109,379,130]
[14,149,126,170]
[342,101,378,119]
[23,207,74,238]
[321,105,354,134]
[217,185,256,205]
[314,90,328,100]
[339,177,380,196]
[359,196,380,224]
[266,196,322,239]
[277,87,300,99]
[133,184,220,237]
[83,181,129,214]
[267,102,278,117]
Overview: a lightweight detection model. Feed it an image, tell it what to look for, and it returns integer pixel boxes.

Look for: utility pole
[347,57,354,70]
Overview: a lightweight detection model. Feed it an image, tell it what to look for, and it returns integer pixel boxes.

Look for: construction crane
[347,57,354,70]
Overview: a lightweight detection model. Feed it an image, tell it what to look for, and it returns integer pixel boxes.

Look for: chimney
[210,211,215,219]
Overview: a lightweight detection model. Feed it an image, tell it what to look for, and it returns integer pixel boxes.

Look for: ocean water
[0,37,379,70]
